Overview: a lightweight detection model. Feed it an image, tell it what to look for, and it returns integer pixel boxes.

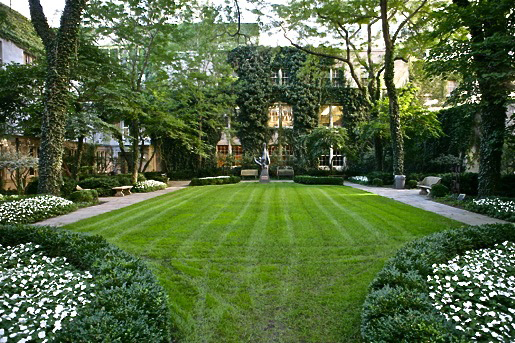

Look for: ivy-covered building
[217,46,410,170]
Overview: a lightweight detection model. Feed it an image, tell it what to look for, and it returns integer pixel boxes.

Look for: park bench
[417,176,442,195]
[241,169,259,179]
[112,185,133,197]
[277,166,294,178]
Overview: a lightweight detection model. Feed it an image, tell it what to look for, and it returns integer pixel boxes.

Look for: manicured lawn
[65,182,461,342]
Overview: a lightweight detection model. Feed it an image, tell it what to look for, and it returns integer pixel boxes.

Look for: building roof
[0,3,44,56]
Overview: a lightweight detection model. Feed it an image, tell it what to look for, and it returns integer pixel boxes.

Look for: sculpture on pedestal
[254,143,270,183]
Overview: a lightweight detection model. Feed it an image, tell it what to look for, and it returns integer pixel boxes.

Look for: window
[271,70,280,84]
[268,103,293,128]
[332,150,345,166]
[319,155,330,166]
[328,68,343,87]
[24,52,35,64]
[319,105,343,127]
[272,69,289,85]
[281,70,289,85]
[217,145,229,156]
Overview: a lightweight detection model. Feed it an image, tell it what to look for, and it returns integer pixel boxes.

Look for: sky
[0,0,293,46]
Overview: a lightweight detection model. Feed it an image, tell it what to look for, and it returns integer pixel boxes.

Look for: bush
[0,224,173,342]
[61,177,78,198]
[25,177,38,195]
[367,172,393,185]
[372,178,383,187]
[405,180,419,189]
[438,172,478,195]
[361,223,515,343]
[133,180,167,193]
[189,176,241,186]
[430,184,449,198]
[143,172,168,183]
[499,174,515,197]
[68,189,99,204]
[0,195,77,224]
[78,177,120,191]
[293,176,343,185]
[465,197,515,222]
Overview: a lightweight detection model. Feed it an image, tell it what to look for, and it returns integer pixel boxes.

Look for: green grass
[65,182,462,342]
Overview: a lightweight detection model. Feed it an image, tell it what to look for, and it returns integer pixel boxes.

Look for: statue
[254,143,270,183]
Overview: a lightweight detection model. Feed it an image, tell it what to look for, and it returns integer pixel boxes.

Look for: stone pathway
[34,180,508,227]
[34,181,190,227]
[346,182,508,226]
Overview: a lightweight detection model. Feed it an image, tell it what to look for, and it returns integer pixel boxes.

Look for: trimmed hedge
[294,176,343,185]
[189,176,241,186]
[68,189,99,203]
[361,223,515,343]
[405,180,418,189]
[0,224,173,342]
[430,184,449,198]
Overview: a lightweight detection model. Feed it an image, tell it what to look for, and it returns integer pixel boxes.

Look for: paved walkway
[346,182,508,226]
[34,180,508,227]
[35,181,190,227]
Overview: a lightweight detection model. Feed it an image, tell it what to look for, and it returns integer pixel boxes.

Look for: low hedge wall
[361,223,515,342]
[294,176,343,185]
[0,224,173,342]
[189,176,241,186]
[69,189,99,203]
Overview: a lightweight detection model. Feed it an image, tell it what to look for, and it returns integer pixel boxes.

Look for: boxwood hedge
[0,224,173,342]
[189,176,241,186]
[293,176,344,185]
[361,223,515,343]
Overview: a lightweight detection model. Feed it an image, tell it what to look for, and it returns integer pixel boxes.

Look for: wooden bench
[241,169,259,179]
[277,167,294,178]
[417,176,442,195]
[112,186,133,197]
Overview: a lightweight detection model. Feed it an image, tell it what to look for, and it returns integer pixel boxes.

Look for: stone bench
[417,176,442,195]
[241,169,259,179]
[112,186,133,197]
[277,167,294,178]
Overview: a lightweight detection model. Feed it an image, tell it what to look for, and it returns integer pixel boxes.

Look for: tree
[28,0,87,195]
[427,0,515,196]
[0,149,38,194]
[302,127,349,171]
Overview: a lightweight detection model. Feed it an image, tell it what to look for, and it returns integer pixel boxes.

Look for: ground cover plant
[0,224,172,342]
[189,175,240,186]
[361,223,514,342]
[133,180,167,193]
[0,195,76,224]
[65,182,460,342]
[465,197,515,222]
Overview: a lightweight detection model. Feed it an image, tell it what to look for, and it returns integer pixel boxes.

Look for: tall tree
[28,0,87,194]
[427,0,514,196]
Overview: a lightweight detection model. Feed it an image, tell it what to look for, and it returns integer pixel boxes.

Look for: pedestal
[394,175,405,189]
[259,168,270,183]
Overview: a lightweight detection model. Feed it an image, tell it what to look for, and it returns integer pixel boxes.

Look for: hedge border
[293,175,344,185]
[189,176,241,186]
[361,223,515,342]
[0,225,173,342]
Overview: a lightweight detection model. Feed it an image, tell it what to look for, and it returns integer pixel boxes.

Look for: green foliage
[301,127,349,169]
[361,223,515,343]
[0,4,44,55]
[372,178,383,187]
[24,177,39,195]
[430,184,449,198]
[406,180,419,189]
[189,176,240,186]
[293,176,343,185]
[68,189,99,204]
[464,197,515,222]
[366,172,393,185]
[0,224,173,342]
[144,172,169,183]
[61,178,78,198]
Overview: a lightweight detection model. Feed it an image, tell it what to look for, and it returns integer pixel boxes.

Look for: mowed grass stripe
[65,183,461,342]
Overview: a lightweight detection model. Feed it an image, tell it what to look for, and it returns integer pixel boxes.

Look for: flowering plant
[0,242,95,342]
[132,180,167,193]
[428,241,514,342]
[349,176,369,184]
[190,176,240,186]
[465,197,515,222]
[0,195,76,224]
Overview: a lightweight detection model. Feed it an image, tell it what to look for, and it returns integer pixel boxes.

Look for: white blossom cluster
[197,176,230,180]
[349,176,369,183]
[0,195,73,224]
[472,198,515,215]
[427,241,515,342]
[133,180,167,191]
[0,242,95,343]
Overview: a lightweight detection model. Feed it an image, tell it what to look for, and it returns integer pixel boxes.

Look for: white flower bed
[349,176,368,183]
[197,176,230,180]
[133,180,167,192]
[0,243,95,343]
[427,241,515,342]
[0,195,74,224]
[472,198,515,214]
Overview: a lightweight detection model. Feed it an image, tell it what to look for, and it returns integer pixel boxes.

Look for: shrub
[0,195,77,224]
[372,178,383,187]
[465,197,515,222]
[61,177,78,198]
[293,176,343,185]
[189,176,241,186]
[430,184,449,198]
[499,174,515,197]
[68,189,99,204]
[0,224,173,342]
[439,172,478,195]
[78,177,120,191]
[367,171,393,185]
[405,180,419,189]
[361,223,515,343]
[348,176,369,184]
[25,177,39,195]
[133,180,167,193]
[143,172,169,183]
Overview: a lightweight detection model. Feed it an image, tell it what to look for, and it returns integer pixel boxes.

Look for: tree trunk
[29,0,87,195]
[380,0,404,176]
[129,120,140,184]
[72,135,84,180]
